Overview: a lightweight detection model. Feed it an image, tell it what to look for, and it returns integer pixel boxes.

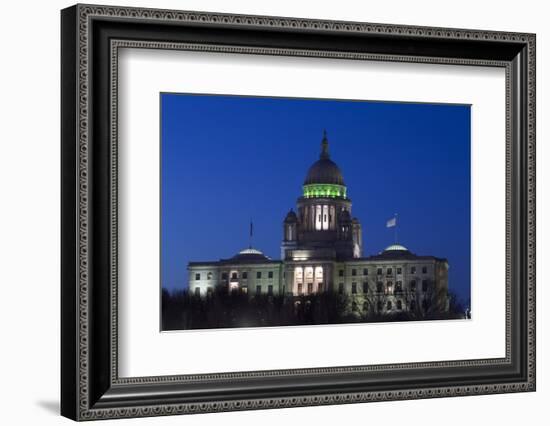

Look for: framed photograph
[61,4,536,421]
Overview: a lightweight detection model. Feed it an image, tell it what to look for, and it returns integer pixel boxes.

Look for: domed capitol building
[188,132,450,317]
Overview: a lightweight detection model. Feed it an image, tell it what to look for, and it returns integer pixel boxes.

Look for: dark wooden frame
[61,3,536,421]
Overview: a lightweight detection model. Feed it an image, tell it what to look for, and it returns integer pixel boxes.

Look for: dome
[384,244,409,252]
[228,247,271,263]
[238,248,264,255]
[284,209,298,223]
[338,209,351,222]
[304,158,345,186]
[303,131,345,186]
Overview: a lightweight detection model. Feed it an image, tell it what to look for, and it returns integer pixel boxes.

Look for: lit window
[315,205,322,230]
[195,273,201,281]
[315,267,323,280]
[386,281,393,293]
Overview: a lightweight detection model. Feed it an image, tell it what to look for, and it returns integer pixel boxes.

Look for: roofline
[188,260,283,267]
[356,255,448,262]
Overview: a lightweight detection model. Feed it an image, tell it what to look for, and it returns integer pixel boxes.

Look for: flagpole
[249,219,253,249]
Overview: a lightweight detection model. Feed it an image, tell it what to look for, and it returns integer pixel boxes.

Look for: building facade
[188,133,449,316]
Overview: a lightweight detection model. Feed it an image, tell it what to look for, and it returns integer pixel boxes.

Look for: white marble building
[188,133,449,315]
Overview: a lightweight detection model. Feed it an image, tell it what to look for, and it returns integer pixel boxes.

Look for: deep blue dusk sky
[161,94,471,303]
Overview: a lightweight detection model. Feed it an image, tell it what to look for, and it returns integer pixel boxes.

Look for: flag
[386,217,397,228]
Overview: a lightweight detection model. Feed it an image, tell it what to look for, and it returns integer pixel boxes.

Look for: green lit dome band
[303,184,347,199]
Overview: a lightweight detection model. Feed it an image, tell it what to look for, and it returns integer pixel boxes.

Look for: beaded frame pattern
[74,4,535,420]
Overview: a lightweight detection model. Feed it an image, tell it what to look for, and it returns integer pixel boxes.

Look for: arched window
[322,205,329,230]
[286,224,294,241]
[315,205,322,230]
[315,266,323,292]
[386,281,393,294]
[386,301,392,311]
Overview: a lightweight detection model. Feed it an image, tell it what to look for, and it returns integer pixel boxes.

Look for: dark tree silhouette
[160,286,467,331]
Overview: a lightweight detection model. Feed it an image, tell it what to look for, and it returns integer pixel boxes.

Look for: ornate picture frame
[61,4,536,421]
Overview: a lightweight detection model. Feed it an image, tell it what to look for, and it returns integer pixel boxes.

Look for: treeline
[162,288,467,331]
